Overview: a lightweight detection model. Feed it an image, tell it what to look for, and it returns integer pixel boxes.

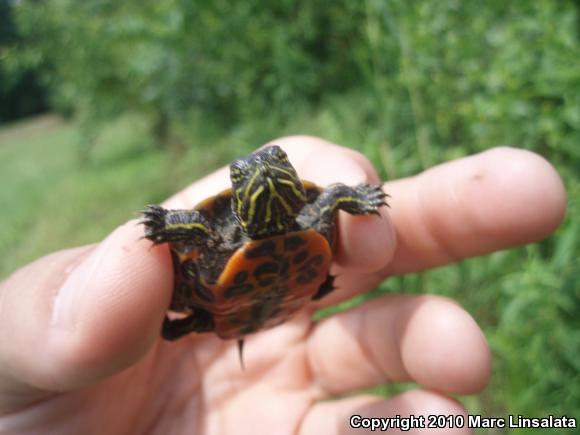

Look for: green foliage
[12,0,580,164]
[13,1,190,133]
[0,0,47,122]
[356,1,580,173]
[12,0,365,142]
[3,0,580,432]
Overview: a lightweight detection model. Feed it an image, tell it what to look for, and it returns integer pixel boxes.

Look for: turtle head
[230,145,307,238]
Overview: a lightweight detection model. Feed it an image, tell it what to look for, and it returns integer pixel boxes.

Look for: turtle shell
[172,182,333,340]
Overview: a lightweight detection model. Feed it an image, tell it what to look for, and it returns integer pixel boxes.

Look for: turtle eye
[268,145,289,163]
[230,161,247,184]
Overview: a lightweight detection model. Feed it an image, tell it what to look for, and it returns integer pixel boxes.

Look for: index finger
[383,146,566,275]
[321,146,567,306]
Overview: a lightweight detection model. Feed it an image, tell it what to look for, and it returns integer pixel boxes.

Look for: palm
[52,315,316,434]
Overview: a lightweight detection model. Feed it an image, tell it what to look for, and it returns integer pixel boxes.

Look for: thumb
[0,221,171,411]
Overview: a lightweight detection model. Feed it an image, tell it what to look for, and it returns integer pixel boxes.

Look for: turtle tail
[237,339,245,370]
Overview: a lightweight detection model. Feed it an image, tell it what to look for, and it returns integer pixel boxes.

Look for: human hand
[0,137,566,434]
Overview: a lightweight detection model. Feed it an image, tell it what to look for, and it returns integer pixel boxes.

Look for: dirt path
[0,113,64,145]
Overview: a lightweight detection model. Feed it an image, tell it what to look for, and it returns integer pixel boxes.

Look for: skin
[0,136,566,434]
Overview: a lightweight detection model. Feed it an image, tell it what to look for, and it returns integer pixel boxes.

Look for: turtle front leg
[300,183,389,240]
[141,205,220,246]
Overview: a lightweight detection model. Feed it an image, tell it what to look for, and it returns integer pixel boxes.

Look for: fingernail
[305,154,368,186]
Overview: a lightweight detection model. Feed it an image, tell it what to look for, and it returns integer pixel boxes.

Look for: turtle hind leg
[141,205,219,246]
[161,309,215,341]
[313,274,335,300]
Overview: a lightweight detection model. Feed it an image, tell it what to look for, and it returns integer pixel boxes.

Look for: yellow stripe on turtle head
[229,146,307,238]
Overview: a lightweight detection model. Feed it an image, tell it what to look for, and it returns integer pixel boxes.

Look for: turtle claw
[354,184,389,215]
[141,205,217,246]
[140,205,170,244]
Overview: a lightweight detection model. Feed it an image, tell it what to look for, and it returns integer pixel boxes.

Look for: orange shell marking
[195,229,332,339]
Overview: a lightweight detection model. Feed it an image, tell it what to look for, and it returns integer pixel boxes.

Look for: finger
[164,135,396,273]
[0,221,172,411]
[307,295,490,395]
[300,391,470,435]
[384,146,566,275]
[313,146,567,307]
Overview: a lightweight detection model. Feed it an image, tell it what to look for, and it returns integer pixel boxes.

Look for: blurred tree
[10,0,580,163]
[0,0,48,123]
[11,0,367,148]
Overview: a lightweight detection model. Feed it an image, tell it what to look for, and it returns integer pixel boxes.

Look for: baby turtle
[142,145,388,364]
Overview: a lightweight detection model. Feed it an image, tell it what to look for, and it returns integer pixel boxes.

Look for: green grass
[0,115,158,275]
[0,111,285,277]
[1,106,578,433]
